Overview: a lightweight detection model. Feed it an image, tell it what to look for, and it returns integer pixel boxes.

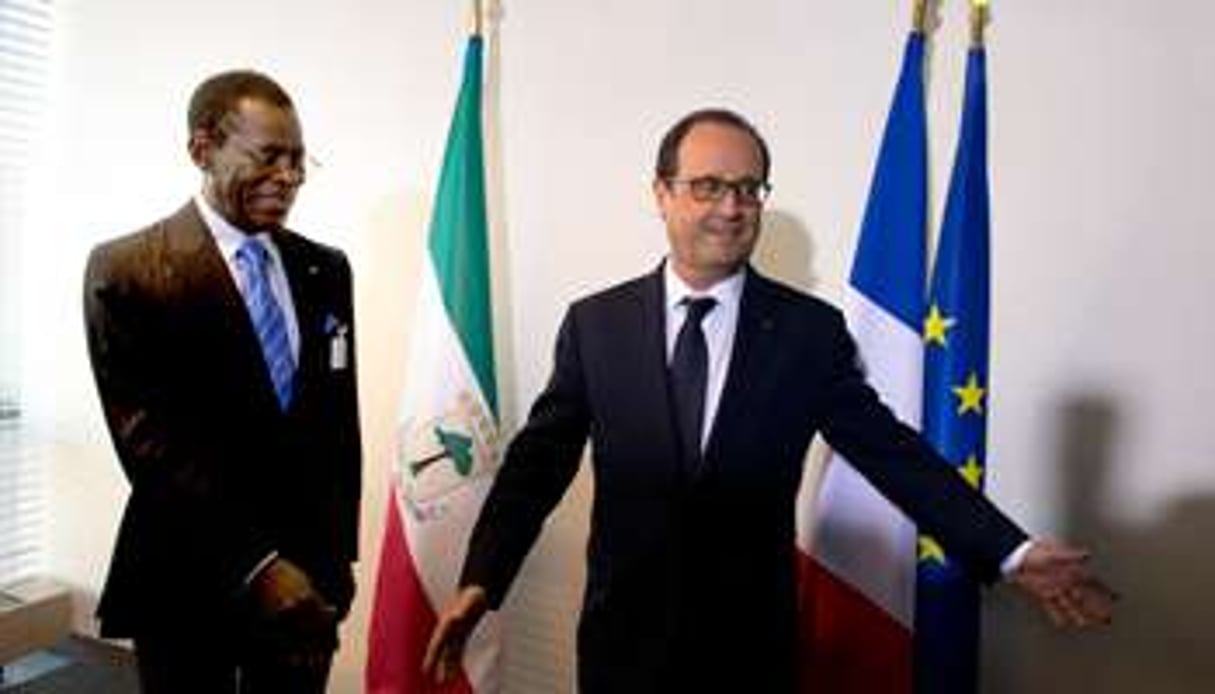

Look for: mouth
[703,221,750,238]
[250,192,293,212]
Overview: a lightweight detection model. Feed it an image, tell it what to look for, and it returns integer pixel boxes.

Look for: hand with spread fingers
[423,585,489,684]
[1009,539,1118,628]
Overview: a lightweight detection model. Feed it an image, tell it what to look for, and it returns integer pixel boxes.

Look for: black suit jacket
[83,202,361,638]
[461,266,1026,693]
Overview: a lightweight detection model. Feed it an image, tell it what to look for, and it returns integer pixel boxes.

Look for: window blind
[0,0,53,588]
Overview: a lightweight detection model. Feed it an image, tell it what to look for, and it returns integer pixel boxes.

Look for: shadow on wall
[982,395,1215,693]
[753,208,818,293]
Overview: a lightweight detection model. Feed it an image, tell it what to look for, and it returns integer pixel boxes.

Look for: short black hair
[654,108,771,182]
[187,69,294,141]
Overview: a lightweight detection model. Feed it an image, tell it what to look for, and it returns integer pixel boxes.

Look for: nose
[274,161,306,186]
[714,187,747,216]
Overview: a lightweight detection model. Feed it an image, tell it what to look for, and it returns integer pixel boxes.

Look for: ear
[652,178,670,219]
[187,129,213,171]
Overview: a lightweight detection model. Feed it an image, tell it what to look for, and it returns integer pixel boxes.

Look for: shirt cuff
[1000,540,1034,577]
[243,551,280,586]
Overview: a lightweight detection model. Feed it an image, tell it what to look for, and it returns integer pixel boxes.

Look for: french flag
[796,31,928,694]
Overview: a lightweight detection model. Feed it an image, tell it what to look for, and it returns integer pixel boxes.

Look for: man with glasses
[83,70,360,693]
[425,108,1115,693]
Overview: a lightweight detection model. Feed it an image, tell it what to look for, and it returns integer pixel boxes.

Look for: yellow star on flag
[923,303,956,347]
[959,454,984,489]
[919,536,947,565]
[953,372,986,415]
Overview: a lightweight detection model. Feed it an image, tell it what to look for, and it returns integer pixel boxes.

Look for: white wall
[26,0,1215,691]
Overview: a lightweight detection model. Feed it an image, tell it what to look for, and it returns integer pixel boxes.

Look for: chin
[251,214,288,230]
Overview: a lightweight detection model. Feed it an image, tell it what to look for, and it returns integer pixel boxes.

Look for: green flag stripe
[428,35,497,417]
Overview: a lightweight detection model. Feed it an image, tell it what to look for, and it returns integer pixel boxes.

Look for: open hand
[422,585,489,684]
[1010,539,1118,628]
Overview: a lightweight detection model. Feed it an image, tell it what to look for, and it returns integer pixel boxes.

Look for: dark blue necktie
[236,239,295,410]
[670,296,717,467]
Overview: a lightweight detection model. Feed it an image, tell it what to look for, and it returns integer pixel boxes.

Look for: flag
[914,41,991,694]
[796,31,928,694]
[366,35,502,694]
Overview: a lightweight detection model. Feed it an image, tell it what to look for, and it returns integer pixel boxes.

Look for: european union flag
[914,44,991,694]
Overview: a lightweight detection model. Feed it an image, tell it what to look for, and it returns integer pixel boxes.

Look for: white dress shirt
[663,261,745,452]
[194,194,301,362]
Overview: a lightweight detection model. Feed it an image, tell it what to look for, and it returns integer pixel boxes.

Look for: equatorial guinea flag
[366,35,501,694]
[797,30,928,694]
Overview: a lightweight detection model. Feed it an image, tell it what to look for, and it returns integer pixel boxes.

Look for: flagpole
[471,0,483,37]
[970,0,990,47]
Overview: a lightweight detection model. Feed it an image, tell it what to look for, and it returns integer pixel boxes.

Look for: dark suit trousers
[134,631,331,694]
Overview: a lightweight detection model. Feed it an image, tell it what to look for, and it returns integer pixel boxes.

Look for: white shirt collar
[663,260,746,313]
[193,192,272,261]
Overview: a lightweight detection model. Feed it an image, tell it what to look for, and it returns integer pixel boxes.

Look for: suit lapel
[637,266,685,477]
[704,269,781,464]
[273,230,326,408]
[163,202,283,414]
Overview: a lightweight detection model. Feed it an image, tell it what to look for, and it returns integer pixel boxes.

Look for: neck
[670,260,742,292]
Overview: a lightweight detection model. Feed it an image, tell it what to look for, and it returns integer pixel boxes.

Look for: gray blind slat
[0,0,52,587]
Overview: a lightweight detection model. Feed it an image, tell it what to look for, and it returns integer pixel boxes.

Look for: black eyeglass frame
[664,175,772,205]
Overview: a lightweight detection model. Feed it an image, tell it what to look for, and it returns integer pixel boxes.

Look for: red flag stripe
[366,491,474,694]
[797,548,912,694]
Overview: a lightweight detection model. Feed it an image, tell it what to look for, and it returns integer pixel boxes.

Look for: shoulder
[85,204,196,286]
[275,228,352,278]
[277,228,348,264]
[746,269,844,327]
[569,272,654,314]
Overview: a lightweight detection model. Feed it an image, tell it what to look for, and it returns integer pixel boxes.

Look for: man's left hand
[1009,539,1118,628]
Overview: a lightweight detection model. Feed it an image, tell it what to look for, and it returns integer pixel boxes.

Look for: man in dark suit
[424,108,1115,692]
[83,70,360,693]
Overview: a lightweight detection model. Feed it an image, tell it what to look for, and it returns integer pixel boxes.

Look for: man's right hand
[251,557,326,617]
[422,585,489,684]
[249,557,339,662]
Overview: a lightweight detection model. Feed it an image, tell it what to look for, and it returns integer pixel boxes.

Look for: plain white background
[19,1,1215,690]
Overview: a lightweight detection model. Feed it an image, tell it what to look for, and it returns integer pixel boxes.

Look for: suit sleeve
[817,310,1027,583]
[460,308,591,608]
[83,243,277,596]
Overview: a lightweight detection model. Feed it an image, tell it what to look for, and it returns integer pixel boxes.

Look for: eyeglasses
[666,176,772,205]
[213,125,317,179]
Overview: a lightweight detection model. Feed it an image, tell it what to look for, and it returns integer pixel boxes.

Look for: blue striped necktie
[235,239,295,410]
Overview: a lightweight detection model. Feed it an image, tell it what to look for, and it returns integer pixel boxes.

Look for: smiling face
[654,121,766,290]
[190,96,305,232]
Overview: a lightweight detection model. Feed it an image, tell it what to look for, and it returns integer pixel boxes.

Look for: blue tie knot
[237,238,271,271]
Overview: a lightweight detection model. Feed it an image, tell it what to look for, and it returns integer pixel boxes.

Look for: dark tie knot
[681,296,717,326]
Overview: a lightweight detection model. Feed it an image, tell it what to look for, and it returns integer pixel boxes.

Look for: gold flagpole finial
[970,0,990,47]
[912,0,942,36]
[912,0,928,33]
[470,0,483,37]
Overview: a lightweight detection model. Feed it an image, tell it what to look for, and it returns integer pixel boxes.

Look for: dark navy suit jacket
[461,266,1025,693]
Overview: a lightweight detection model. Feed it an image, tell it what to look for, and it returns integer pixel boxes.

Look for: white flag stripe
[805,286,921,627]
[397,259,501,690]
